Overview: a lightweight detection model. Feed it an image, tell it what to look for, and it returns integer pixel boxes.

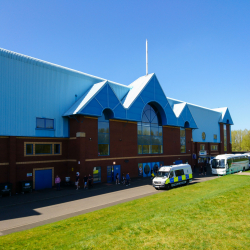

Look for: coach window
[137,104,163,154]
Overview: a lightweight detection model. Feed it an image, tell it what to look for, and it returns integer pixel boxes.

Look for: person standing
[204,162,207,176]
[55,175,61,191]
[75,172,80,190]
[88,174,93,189]
[126,173,130,186]
[122,173,125,185]
[83,175,88,189]
[116,173,120,184]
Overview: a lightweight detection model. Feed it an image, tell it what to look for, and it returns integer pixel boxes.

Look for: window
[137,104,163,154]
[36,118,54,129]
[180,128,186,153]
[26,144,33,155]
[175,169,184,176]
[224,125,227,151]
[24,142,62,156]
[169,171,174,178]
[98,110,112,156]
[93,167,101,183]
[200,144,205,150]
[54,144,60,154]
[211,145,218,151]
[35,144,52,154]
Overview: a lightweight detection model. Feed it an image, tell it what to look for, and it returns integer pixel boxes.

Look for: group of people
[116,173,130,186]
[75,172,93,190]
[55,172,131,191]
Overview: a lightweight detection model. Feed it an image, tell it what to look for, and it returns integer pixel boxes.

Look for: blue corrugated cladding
[0,50,101,137]
[189,105,222,142]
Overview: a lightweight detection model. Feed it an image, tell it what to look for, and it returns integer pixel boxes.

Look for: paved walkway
[0,172,217,236]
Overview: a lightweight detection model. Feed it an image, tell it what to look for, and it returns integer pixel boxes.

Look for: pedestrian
[55,175,61,191]
[75,172,80,190]
[199,165,203,176]
[122,173,125,185]
[126,173,130,186]
[204,163,207,176]
[116,173,120,184]
[151,169,154,179]
[88,174,93,188]
[83,175,88,189]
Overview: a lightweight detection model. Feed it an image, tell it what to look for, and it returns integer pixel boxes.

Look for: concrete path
[0,174,218,236]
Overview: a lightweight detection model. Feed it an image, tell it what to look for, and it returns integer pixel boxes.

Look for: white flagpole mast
[146,39,148,75]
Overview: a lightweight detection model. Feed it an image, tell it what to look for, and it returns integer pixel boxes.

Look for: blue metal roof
[0,47,233,141]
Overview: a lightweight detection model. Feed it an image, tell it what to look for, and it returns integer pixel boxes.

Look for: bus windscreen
[211,159,225,168]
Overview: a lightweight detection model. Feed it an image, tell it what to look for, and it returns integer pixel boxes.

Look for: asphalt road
[0,174,218,236]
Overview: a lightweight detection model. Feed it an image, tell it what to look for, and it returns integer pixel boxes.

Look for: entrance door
[107,166,113,183]
[113,165,121,182]
[107,165,121,183]
[152,162,160,175]
[35,169,52,190]
[143,163,151,177]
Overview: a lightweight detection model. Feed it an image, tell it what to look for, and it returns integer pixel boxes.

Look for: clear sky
[0,0,249,130]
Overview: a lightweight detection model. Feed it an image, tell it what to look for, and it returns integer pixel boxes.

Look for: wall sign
[27,173,32,177]
[202,132,206,140]
[199,150,207,156]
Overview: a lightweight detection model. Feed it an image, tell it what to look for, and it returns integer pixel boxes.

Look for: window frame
[180,128,186,153]
[24,142,62,156]
[98,113,110,156]
[36,118,55,130]
[137,104,163,155]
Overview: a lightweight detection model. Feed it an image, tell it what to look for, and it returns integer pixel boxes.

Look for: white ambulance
[152,164,193,190]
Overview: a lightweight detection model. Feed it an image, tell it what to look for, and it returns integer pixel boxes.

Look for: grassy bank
[1,175,250,249]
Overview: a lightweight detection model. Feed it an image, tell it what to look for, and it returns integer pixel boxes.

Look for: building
[0,48,233,193]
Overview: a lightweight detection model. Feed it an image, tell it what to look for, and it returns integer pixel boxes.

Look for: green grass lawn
[1,175,250,249]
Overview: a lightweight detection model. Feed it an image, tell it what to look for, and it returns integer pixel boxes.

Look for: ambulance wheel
[186,180,189,185]
[165,184,170,190]
[243,167,245,172]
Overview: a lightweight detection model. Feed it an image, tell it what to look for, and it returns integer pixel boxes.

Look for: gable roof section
[173,103,198,128]
[63,81,107,116]
[122,73,154,109]
[212,108,234,125]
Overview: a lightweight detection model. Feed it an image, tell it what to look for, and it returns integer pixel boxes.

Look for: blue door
[152,162,160,175]
[107,166,113,183]
[35,169,52,190]
[113,165,121,182]
[143,163,151,177]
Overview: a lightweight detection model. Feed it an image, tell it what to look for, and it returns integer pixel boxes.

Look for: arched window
[137,104,163,154]
[98,109,112,156]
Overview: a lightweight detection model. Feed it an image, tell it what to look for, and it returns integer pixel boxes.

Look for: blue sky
[0,0,249,130]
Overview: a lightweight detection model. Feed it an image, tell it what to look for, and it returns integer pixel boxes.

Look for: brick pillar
[226,124,231,153]
[219,123,224,154]
[9,136,17,194]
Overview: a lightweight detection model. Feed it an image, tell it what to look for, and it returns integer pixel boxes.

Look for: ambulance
[152,164,193,190]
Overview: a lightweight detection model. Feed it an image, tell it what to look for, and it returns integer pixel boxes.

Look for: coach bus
[210,154,249,176]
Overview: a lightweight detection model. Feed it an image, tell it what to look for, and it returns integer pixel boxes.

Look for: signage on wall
[214,134,217,140]
[27,173,32,177]
[202,132,206,140]
[199,150,207,156]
